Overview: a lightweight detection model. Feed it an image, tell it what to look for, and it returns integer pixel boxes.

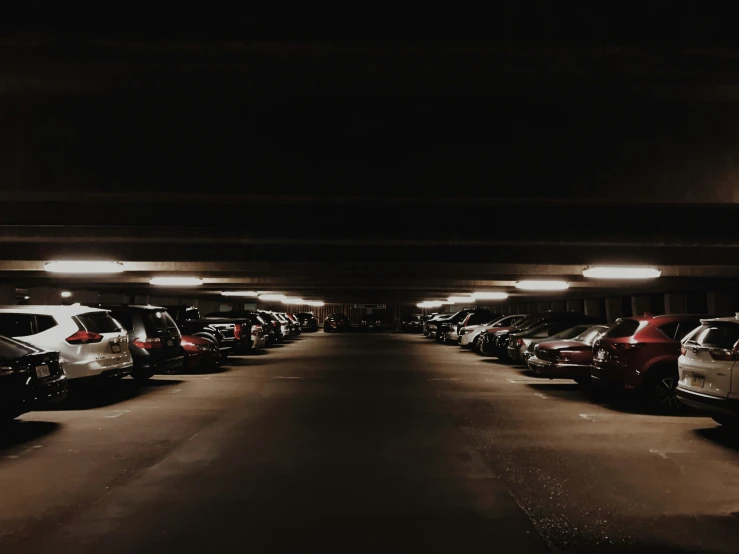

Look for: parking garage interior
[4,14,739,554]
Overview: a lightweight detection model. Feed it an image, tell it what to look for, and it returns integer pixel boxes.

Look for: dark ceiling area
[2,21,739,304]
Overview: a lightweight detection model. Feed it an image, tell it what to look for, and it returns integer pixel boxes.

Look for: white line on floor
[104,410,131,419]
[430,378,462,381]
[650,449,669,459]
[534,393,548,399]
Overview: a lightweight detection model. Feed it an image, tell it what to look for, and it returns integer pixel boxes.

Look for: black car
[483,311,602,361]
[206,310,272,349]
[400,314,423,333]
[324,313,350,332]
[165,305,238,356]
[431,309,477,343]
[360,314,382,332]
[296,312,319,332]
[101,305,184,379]
[0,335,67,420]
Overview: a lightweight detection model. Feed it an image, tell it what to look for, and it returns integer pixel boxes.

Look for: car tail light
[709,347,739,361]
[680,346,687,356]
[66,331,103,344]
[516,338,525,347]
[133,337,162,350]
[251,324,262,336]
[233,324,242,340]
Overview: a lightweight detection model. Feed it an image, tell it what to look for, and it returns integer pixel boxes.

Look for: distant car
[444,309,499,344]
[507,324,592,363]
[0,335,68,420]
[424,313,452,338]
[429,310,477,343]
[206,310,271,349]
[165,305,239,357]
[677,315,739,426]
[528,325,610,384]
[592,313,706,412]
[101,305,184,379]
[400,315,423,333]
[181,335,221,371]
[0,305,133,383]
[360,315,382,332]
[296,312,319,332]
[324,313,350,332]
[256,311,284,343]
[284,313,302,336]
[459,314,527,349]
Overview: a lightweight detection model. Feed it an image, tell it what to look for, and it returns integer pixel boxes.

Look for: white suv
[0,305,132,382]
[459,314,527,348]
[677,315,739,426]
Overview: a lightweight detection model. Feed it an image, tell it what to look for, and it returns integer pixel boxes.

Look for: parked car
[528,325,610,383]
[482,312,600,361]
[459,314,527,349]
[591,313,706,412]
[206,310,270,349]
[444,309,499,344]
[100,305,184,379]
[165,305,239,357]
[432,310,477,343]
[0,306,133,383]
[255,310,284,343]
[324,313,350,332]
[424,313,452,338]
[181,335,221,371]
[400,315,424,333]
[677,316,739,426]
[271,312,293,337]
[284,313,302,336]
[296,312,319,332]
[360,314,382,332]
[0,335,68,420]
[507,324,592,363]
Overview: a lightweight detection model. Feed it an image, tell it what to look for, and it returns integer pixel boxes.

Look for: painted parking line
[534,393,548,399]
[104,410,131,419]
[430,378,462,381]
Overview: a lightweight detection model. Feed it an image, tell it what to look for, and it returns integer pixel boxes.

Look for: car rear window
[297,312,314,319]
[0,313,58,337]
[574,326,608,344]
[0,335,37,360]
[549,325,590,340]
[603,319,641,339]
[76,312,122,334]
[143,310,178,331]
[684,322,739,349]
[109,310,134,331]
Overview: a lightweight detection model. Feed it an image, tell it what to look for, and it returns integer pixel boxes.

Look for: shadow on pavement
[43,378,183,410]
[694,426,739,451]
[0,420,61,452]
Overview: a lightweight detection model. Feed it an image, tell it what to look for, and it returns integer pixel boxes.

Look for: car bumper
[676,387,739,417]
[62,358,134,380]
[445,331,459,342]
[0,373,68,416]
[590,364,633,388]
[459,333,475,346]
[528,356,592,379]
[507,346,523,360]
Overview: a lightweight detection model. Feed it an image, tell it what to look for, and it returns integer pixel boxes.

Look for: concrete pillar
[537,301,551,313]
[584,298,604,319]
[631,295,653,317]
[566,299,583,313]
[0,284,15,304]
[605,297,624,323]
[664,293,687,315]
[707,291,737,316]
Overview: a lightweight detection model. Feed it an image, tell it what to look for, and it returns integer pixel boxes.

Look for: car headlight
[0,365,16,376]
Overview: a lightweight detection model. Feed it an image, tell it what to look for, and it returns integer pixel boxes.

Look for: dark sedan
[0,335,67,420]
[360,315,382,332]
[324,313,350,332]
[296,312,319,332]
[401,314,424,333]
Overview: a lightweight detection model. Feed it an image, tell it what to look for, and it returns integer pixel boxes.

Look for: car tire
[132,369,154,382]
[644,365,682,414]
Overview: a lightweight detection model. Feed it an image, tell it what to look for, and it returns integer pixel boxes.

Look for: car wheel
[645,366,681,414]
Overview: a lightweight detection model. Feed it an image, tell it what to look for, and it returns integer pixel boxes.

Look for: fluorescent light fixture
[221,291,259,297]
[515,280,570,291]
[471,292,509,300]
[149,277,203,286]
[583,266,661,279]
[45,261,124,274]
[306,301,325,307]
[60,291,72,298]
[258,294,286,302]
[282,297,306,305]
[418,301,443,308]
[448,296,476,304]
[23,296,29,300]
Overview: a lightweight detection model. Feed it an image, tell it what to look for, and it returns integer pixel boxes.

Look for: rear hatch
[593,318,644,368]
[679,321,739,398]
[72,311,130,368]
[140,310,182,362]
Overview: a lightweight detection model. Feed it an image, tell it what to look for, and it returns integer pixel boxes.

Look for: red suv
[591,314,706,412]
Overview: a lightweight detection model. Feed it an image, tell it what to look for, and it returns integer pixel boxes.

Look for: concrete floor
[1,333,738,553]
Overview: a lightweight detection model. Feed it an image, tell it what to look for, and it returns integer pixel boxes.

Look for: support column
[584,298,604,319]
[0,284,15,304]
[565,299,583,313]
[664,293,687,315]
[537,301,551,313]
[551,300,566,312]
[631,295,653,317]
[605,297,624,323]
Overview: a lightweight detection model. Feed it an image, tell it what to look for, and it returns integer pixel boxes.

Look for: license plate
[167,340,174,347]
[111,344,121,353]
[690,374,705,388]
[35,364,50,379]
[595,349,606,361]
